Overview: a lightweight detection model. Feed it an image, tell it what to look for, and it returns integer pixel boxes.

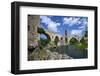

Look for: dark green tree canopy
[70,37,78,45]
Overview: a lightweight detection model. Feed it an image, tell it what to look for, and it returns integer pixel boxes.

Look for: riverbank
[28,47,73,61]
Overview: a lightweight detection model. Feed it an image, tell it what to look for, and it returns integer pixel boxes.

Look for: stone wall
[28,15,40,47]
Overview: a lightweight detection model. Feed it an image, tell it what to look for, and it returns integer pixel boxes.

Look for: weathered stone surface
[28,47,73,61]
[62,54,73,59]
[28,15,40,48]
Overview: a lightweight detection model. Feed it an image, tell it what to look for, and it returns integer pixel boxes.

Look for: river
[49,44,88,59]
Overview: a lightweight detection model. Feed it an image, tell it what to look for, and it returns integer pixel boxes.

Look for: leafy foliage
[84,30,88,37]
[70,37,79,45]
[39,38,50,46]
[38,28,45,34]
[75,43,87,49]
[76,35,88,49]
[80,37,87,48]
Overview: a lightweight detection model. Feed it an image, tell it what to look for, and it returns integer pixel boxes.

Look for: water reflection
[66,45,88,58]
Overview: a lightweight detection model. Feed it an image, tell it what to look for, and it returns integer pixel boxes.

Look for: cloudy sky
[40,15,88,39]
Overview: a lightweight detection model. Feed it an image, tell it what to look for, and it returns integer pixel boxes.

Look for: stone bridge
[44,29,65,42]
[43,29,81,44]
[28,15,81,47]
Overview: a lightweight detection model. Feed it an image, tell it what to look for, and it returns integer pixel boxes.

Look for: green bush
[70,37,79,45]
[39,45,44,49]
[38,28,45,34]
[40,38,50,46]
[80,37,88,48]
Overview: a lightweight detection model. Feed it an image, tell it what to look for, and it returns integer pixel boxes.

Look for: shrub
[70,37,79,45]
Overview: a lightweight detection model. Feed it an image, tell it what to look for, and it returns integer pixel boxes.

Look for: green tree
[40,38,50,46]
[80,37,87,48]
[70,37,78,45]
[84,30,88,37]
[38,28,45,34]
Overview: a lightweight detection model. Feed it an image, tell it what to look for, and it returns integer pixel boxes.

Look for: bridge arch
[54,36,59,45]
[69,37,79,45]
[38,28,51,42]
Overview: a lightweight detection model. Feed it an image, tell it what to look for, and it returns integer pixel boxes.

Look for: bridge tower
[65,30,68,44]
[28,15,40,47]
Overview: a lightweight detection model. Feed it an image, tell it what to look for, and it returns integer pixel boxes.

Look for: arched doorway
[65,37,67,43]
[54,36,59,46]
[61,37,63,40]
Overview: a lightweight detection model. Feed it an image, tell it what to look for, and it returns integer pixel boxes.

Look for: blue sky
[40,15,88,39]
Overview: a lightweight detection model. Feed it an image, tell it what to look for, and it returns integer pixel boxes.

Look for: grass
[75,43,87,49]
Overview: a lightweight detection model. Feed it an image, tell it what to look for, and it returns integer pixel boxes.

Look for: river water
[49,44,88,59]
[66,45,88,59]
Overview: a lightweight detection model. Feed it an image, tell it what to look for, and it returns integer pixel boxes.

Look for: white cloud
[63,17,80,26]
[56,23,60,26]
[78,25,85,29]
[63,17,72,24]
[70,29,84,40]
[63,17,88,39]
[78,18,88,30]
[40,16,60,32]
[40,16,50,25]
[71,30,82,37]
